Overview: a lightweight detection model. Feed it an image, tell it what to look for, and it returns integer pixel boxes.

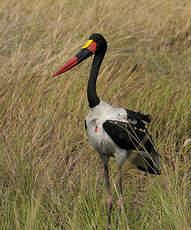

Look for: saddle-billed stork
[53,33,161,229]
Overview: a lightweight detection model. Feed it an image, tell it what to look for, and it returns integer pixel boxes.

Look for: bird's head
[88,33,107,54]
[53,33,107,77]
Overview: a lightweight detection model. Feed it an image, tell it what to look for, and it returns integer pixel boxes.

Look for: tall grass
[0,0,191,229]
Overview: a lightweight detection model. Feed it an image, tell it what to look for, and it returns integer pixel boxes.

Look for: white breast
[85,101,128,156]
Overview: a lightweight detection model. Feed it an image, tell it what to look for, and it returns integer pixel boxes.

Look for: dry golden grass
[0,0,191,229]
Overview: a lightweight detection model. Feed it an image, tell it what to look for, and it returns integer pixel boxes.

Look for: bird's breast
[85,118,119,157]
[85,101,128,156]
[85,118,105,153]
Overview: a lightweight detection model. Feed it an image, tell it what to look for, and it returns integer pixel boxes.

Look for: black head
[53,33,107,77]
[89,33,107,54]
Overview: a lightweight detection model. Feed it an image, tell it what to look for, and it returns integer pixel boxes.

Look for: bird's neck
[87,51,105,108]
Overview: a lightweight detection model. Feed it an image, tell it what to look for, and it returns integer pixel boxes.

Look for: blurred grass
[0,0,191,229]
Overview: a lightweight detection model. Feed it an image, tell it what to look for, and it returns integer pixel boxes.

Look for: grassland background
[0,0,191,229]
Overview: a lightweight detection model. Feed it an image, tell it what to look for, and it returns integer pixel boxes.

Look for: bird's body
[53,33,161,229]
[85,100,160,173]
[85,101,126,158]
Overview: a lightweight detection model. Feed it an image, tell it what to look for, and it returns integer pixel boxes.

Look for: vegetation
[0,0,191,229]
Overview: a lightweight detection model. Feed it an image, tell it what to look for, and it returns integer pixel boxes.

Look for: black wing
[103,119,160,175]
[125,109,151,123]
[103,120,153,153]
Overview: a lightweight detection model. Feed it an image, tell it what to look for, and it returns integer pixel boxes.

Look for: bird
[53,33,161,229]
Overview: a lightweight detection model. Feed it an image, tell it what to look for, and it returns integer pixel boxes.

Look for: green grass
[0,0,191,229]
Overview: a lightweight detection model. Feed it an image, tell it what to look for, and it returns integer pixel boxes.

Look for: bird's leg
[116,165,122,229]
[107,194,113,230]
[103,161,113,230]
